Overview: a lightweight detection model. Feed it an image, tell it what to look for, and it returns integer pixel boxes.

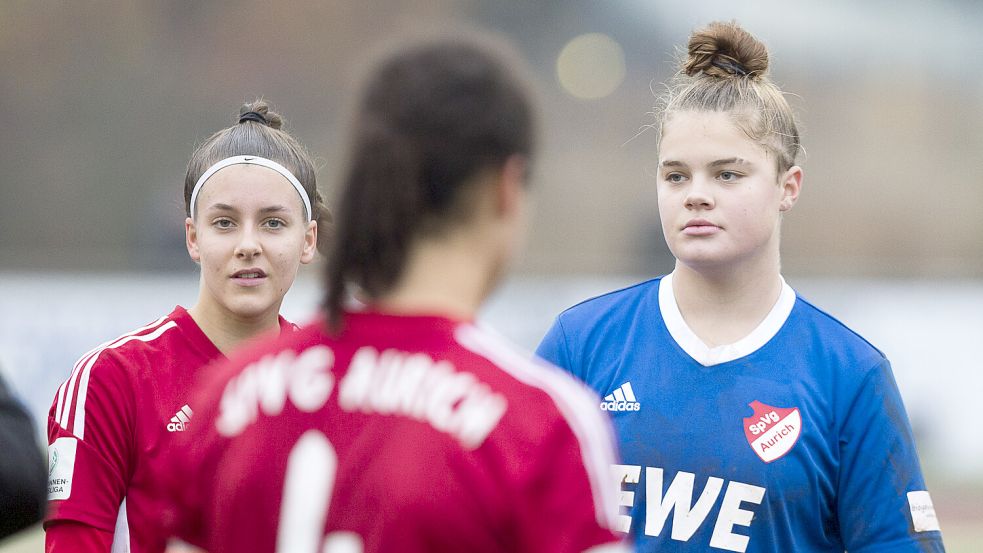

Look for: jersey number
[278,430,364,553]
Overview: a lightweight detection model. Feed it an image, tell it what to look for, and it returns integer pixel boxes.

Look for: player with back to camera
[45,100,330,553]
[536,21,946,552]
[161,36,629,553]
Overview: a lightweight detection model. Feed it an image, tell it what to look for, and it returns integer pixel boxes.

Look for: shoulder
[543,277,663,356]
[790,294,887,363]
[558,277,662,321]
[78,312,188,374]
[67,312,186,384]
[551,277,662,336]
[454,324,607,436]
[454,324,619,528]
[50,313,181,439]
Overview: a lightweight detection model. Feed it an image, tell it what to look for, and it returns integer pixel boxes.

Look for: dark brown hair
[659,21,801,172]
[183,100,331,251]
[324,37,535,329]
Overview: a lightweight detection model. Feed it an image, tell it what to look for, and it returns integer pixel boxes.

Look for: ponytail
[324,37,535,332]
[325,122,424,329]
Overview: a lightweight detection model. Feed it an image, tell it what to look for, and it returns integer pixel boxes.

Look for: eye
[263,218,286,229]
[718,171,741,182]
[664,172,687,184]
[213,218,234,229]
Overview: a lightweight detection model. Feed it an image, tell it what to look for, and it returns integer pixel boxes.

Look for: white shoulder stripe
[69,320,178,439]
[74,316,171,374]
[454,324,620,531]
[56,316,170,428]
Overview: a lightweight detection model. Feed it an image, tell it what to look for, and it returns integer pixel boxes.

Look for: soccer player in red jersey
[44,101,331,553]
[163,37,628,553]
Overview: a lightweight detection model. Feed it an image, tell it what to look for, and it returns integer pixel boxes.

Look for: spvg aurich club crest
[744,400,801,463]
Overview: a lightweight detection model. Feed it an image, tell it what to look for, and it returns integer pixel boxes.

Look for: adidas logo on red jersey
[167,404,194,432]
[600,382,640,411]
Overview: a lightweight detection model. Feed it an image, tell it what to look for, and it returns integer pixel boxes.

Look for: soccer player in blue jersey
[536,21,946,553]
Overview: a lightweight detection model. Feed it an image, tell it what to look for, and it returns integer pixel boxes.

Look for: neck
[374,232,498,322]
[670,251,783,347]
[187,300,281,355]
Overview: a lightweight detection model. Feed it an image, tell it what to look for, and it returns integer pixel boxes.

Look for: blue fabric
[536,276,945,552]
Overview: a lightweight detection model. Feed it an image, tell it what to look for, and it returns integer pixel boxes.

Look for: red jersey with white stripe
[46,306,294,553]
[165,311,627,553]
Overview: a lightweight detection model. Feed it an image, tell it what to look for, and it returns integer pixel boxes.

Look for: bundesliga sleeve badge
[743,400,801,463]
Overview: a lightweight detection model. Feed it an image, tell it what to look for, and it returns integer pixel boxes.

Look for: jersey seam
[555,316,577,379]
[793,295,887,359]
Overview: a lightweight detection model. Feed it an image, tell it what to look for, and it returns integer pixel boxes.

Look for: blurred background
[1,0,981,549]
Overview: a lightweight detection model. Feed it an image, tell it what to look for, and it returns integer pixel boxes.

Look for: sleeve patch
[48,437,78,501]
[906,490,941,532]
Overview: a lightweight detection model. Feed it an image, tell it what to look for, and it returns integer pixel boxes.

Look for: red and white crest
[743,400,801,463]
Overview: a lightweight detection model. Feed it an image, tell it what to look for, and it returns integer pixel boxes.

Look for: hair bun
[683,21,768,80]
[238,100,284,130]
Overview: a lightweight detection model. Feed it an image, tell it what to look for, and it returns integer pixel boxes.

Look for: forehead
[659,111,770,164]
[197,164,304,212]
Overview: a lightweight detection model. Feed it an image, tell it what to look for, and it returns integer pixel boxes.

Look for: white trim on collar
[659,271,796,367]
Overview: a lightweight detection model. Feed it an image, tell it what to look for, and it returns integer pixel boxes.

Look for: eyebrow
[204,204,292,215]
[708,157,749,168]
[659,158,750,169]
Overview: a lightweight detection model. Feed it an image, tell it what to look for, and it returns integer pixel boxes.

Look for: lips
[232,268,267,280]
[682,219,721,236]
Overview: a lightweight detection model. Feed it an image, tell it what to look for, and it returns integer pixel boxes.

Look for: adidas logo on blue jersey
[167,404,193,432]
[601,382,640,411]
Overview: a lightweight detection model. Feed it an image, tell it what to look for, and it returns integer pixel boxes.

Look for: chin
[224,297,277,321]
[674,249,739,272]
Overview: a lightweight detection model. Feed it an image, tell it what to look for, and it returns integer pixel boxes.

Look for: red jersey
[46,306,294,553]
[165,311,627,553]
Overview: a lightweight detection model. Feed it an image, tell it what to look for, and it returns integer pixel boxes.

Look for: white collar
[659,271,796,367]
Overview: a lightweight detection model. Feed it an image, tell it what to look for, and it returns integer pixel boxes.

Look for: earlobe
[185,217,201,263]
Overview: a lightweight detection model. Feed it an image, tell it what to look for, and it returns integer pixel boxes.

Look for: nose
[684,176,714,210]
[234,226,262,259]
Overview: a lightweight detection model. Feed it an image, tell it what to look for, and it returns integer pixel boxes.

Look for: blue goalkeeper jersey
[536,273,945,553]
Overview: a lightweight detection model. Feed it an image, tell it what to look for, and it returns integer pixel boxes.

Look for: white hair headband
[189,155,312,222]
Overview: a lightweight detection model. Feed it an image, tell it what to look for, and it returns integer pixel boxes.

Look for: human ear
[779,166,803,212]
[300,220,317,265]
[496,155,528,218]
[185,217,201,263]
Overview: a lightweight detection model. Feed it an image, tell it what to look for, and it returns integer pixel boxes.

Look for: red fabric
[45,307,295,553]
[165,311,624,553]
[45,520,113,553]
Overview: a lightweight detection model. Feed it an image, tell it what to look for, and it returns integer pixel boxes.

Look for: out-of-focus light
[556,33,626,100]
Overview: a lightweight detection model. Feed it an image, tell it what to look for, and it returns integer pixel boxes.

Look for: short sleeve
[536,318,578,379]
[837,359,945,552]
[45,353,134,534]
